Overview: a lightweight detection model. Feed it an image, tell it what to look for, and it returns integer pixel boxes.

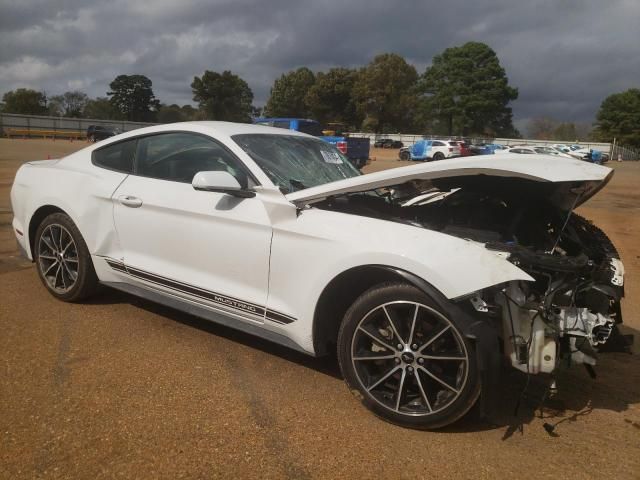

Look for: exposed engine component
[554,307,614,346]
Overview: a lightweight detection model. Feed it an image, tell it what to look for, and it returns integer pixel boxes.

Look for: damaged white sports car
[10,122,627,429]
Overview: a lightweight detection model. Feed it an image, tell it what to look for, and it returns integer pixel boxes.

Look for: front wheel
[337,283,480,429]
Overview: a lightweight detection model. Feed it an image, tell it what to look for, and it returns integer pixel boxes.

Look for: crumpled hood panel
[287,154,613,210]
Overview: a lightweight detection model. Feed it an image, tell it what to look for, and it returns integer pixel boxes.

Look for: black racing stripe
[126,268,266,317]
[265,309,296,325]
[106,260,127,272]
[125,265,264,311]
[105,258,296,323]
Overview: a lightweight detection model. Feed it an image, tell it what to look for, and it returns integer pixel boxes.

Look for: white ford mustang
[10,122,628,429]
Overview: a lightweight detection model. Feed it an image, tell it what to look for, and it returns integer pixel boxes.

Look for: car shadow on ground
[87,286,639,436]
[86,286,344,380]
[444,347,639,437]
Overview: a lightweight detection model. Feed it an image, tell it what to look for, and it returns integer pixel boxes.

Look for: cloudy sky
[1,0,638,129]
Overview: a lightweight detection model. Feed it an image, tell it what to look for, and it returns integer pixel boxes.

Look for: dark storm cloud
[1,0,638,125]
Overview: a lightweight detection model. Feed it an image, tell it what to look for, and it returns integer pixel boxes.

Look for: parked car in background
[408,139,461,161]
[374,138,404,149]
[456,141,473,157]
[254,118,370,169]
[577,149,604,164]
[552,144,571,153]
[398,146,411,161]
[87,125,119,142]
[468,143,506,155]
[533,146,574,158]
[491,145,539,155]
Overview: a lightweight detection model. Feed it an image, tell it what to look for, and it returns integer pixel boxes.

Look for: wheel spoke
[421,355,467,361]
[62,237,74,254]
[57,226,65,253]
[59,263,67,289]
[367,366,400,392]
[39,254,57,261]
[382,305,404,344]
[48,227,59,251]
[395,368,407,411]
[353,354,396,361]
[408,304,419,345]
[358,327,398,353]
[62,261,76,282]
[53,263,62,289]
[43,260,58,276]
[414,368,433,412]
[42,236,56,253]
[417,325,451,353]
[65,257,79,263]
[418,366,459,394]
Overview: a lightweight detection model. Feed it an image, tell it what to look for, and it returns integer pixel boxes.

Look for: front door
[112,131,272,323]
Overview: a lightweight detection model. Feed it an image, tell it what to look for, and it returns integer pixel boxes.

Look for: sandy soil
[1,139,639,479]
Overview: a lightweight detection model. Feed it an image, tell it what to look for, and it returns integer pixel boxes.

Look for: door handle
[118,195,143,208]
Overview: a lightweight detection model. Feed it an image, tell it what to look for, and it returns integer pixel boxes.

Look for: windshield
[232,134,361,193]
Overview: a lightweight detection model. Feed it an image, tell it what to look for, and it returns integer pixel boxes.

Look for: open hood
[286,154,613,210]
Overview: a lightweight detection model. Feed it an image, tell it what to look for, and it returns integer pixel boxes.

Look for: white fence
[0,113,155,137]
[351,132,639,160]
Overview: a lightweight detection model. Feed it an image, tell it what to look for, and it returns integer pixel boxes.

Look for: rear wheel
[399,151,410,161]
[34,213,98,302]
[338,283,480,429]
[433,152,445,161]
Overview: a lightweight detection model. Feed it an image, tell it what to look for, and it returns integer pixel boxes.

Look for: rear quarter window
[92,139,136,173]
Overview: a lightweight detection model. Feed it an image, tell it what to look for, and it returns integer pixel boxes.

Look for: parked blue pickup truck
[253,118,370,169]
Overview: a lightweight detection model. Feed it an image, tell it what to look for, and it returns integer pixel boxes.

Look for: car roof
[254,117,318,123]
[97,121,311,145]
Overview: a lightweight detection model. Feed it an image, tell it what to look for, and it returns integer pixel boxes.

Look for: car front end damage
[474,220,628,378]
[314,172,632,388]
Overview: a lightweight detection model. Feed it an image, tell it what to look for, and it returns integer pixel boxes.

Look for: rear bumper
[12,216,32,260]
[16,238,29,259]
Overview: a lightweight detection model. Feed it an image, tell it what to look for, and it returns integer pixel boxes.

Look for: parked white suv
[403,139,461,161]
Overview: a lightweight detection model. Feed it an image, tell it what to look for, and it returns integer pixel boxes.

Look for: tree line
[1,41,638,146]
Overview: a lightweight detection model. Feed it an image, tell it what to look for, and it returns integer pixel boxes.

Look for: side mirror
[192,171,256,198]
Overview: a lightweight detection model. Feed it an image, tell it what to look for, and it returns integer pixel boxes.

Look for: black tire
[34,213,99,302]
[338,282,480,430]
[433,152,445,161]
[399,151,410,161]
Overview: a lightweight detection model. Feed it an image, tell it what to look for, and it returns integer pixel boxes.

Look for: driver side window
[135,132,254,187]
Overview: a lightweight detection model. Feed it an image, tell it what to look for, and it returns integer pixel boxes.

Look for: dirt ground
[1,138,639,479]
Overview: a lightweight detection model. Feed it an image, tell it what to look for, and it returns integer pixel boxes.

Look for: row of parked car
[494,143,608,163]
[394,139,608,164]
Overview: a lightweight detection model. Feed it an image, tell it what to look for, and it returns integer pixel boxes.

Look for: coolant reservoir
[527,317,557,374]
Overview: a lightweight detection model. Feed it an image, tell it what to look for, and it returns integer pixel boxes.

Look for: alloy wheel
[37,223,80,293]
[350,301,469,417]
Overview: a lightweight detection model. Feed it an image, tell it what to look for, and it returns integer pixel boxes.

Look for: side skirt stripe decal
[104,259,295,324]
